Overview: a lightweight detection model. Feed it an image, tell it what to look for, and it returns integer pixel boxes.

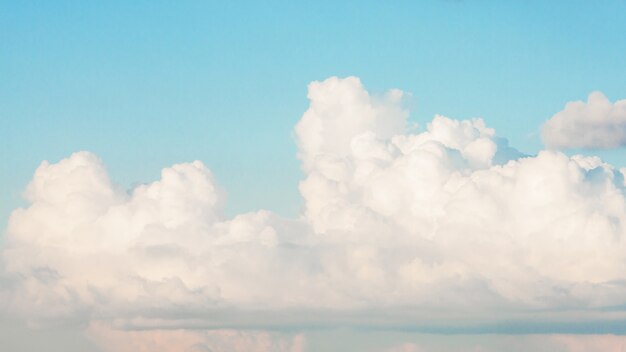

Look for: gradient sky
[3,0,626,228]
[3,1,626,351]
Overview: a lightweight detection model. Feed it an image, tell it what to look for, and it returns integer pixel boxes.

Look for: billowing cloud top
[3,77,626,351]
[542,91,626,149]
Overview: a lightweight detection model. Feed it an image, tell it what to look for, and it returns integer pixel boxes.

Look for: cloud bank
[3,77,626,350]
[542,91,626,149]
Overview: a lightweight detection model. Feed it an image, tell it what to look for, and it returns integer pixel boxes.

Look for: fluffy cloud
[2,152,325,325]
[542,91,626,149]
[295,79,626,312]
[3,77,626,350]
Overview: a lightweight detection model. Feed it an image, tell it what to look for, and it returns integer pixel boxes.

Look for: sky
[2,1,626,351]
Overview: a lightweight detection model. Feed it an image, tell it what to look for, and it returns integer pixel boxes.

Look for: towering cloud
[3,77,626,351]
[542,91,626,149]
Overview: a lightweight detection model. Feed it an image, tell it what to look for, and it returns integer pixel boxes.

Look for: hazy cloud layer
[87,327,626,352]
[88,322,305,352]
[382,334,626,352]
[542,91,626,149]
[3,77,626,350]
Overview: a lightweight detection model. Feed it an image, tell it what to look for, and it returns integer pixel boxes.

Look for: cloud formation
[542,91,626,149]
[3,77,626,350]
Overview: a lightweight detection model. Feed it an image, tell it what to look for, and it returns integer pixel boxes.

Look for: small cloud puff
[542,91,626,149]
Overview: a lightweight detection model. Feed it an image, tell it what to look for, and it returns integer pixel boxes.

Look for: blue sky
[3,1,626,351]
[3,0,626,230]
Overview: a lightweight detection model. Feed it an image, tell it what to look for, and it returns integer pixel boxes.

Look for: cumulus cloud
[542,91,626,149]
[3,77,626,350]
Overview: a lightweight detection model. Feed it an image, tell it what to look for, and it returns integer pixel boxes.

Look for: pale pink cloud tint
[382,334,626,352]
[87,322,305,352]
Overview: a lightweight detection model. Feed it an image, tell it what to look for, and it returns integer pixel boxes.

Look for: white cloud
[542,91,626,149]
[295,76,409,172]
[3,77,626,351]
